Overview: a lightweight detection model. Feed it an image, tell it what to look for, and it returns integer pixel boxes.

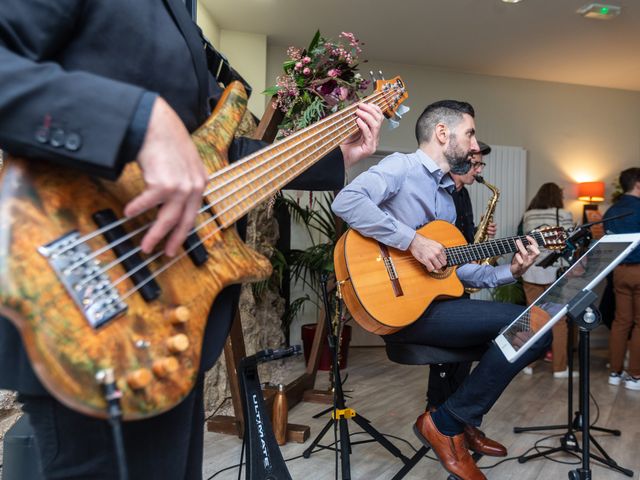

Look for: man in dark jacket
[604,167,640,390]
[0,1,383,478]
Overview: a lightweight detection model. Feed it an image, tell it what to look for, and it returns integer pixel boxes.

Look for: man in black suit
[0,1,383,478]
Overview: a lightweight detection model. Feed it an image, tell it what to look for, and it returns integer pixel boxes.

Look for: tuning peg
[369,70,377,81]
[387,118,400,130]
[378,70,385,80]
[395,104,410,118]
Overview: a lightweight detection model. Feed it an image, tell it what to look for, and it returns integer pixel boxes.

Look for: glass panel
[497,237,636,361]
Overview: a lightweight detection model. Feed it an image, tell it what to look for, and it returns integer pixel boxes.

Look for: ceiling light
[577,3,621,20]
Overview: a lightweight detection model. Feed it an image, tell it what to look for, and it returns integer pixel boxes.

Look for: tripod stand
[515,289,633,479]
[302,275,410,479]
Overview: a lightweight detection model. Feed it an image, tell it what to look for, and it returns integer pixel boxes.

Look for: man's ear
[435,123,448,145]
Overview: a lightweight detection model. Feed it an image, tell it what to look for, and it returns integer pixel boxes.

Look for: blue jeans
[385,298,551,427]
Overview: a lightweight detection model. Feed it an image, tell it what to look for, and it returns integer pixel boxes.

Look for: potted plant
[277,192,351,370]
[261,30,369,367]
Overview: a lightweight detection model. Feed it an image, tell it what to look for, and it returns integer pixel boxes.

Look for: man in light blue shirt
[332,100,550,480]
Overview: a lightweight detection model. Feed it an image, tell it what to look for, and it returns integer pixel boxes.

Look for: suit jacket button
[50,128,65,148]
[65,132,82,151]
[35,127,49,144]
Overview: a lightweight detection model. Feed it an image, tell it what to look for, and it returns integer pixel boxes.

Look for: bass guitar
[334,220,566,335]
[0,77,408,419]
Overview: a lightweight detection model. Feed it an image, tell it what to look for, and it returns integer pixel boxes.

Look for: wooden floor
[203,345,640,480]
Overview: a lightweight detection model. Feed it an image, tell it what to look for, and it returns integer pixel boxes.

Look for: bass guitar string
[61,89,396,276]
[54,88,394,258]
[77,92,398,303]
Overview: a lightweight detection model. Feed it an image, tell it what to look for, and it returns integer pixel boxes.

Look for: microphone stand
[535,212,631,269]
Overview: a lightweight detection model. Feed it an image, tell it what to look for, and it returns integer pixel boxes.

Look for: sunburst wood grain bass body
[335,220,566,335]
[0,78,408,420]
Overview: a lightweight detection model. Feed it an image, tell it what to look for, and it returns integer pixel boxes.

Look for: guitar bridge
[39,231,128,329]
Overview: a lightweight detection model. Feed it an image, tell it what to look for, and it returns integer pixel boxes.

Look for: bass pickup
[92,209,161,302]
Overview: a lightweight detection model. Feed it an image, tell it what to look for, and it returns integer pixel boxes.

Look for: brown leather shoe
[414,412,486,480]
[464,425,508,457]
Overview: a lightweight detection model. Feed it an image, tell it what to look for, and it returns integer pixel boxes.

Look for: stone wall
[0,390,20,461]
[203,201,288,418]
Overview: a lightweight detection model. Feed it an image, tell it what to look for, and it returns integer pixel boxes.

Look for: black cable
[204,396,232,424]
[107,417,129,480]
[237,435,245,480]
[479,433,580,470]
[97,369,128,480]
[206,444,336,479]
[589,390,600,427]
[206,429,440,478]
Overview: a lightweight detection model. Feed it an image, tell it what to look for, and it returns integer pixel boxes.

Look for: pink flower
[328,68,341,77]
[338,86,349,101]
[287,46,302,60]
[295,61,303,71]
[302,56,311,64]
[303,67,311,75]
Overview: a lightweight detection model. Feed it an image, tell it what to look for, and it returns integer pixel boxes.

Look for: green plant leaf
[307,30,322,52]
[281,294,312,333]
[262,85,280,97]
[491,280,526,305]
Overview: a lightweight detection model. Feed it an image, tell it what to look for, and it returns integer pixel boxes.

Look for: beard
[445,134,473,175]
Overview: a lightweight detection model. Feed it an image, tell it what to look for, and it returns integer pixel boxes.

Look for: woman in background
[521,183,575,377]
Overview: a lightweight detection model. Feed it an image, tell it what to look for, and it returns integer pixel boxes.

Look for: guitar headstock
[373,76,409,118]
[536,226,568,250]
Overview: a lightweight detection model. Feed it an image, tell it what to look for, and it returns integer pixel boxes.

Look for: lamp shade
[578,181,605,202]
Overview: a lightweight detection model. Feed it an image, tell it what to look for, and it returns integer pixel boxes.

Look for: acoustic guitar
[0,77,408,420]
[334,220,566,335]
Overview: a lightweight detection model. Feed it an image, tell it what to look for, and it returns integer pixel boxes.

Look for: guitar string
[64,88,397,278]
[70,90,396,284]
[76,116,361,291]
[75,115,367,289]
[54,87,395,258]
[73,92,397,302]
[385,232,549,268]
[68,90,391,278]
[116,121,364,303]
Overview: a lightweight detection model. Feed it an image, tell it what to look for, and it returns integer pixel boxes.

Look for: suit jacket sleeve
[0,0,148,179]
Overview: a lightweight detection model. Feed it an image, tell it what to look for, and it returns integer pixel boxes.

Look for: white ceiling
[202,0,640,92]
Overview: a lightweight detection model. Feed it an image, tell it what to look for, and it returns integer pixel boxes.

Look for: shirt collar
[415,149,455,190]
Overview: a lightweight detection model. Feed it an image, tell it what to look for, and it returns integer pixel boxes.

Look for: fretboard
[210,89,395,229]
[445,232,546,266]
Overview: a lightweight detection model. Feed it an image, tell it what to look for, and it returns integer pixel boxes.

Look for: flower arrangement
[264,30,369,137]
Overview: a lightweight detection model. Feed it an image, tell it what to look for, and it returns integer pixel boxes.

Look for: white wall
[268,44,640,345]
[268,45,640,219]
[219,31,267,118]
[197,3,220,47]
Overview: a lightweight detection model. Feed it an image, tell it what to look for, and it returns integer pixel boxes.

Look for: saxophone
[465,175,500,294]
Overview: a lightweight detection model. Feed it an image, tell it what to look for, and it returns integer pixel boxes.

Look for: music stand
[513,225,621,464]
[495,233,640,479]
